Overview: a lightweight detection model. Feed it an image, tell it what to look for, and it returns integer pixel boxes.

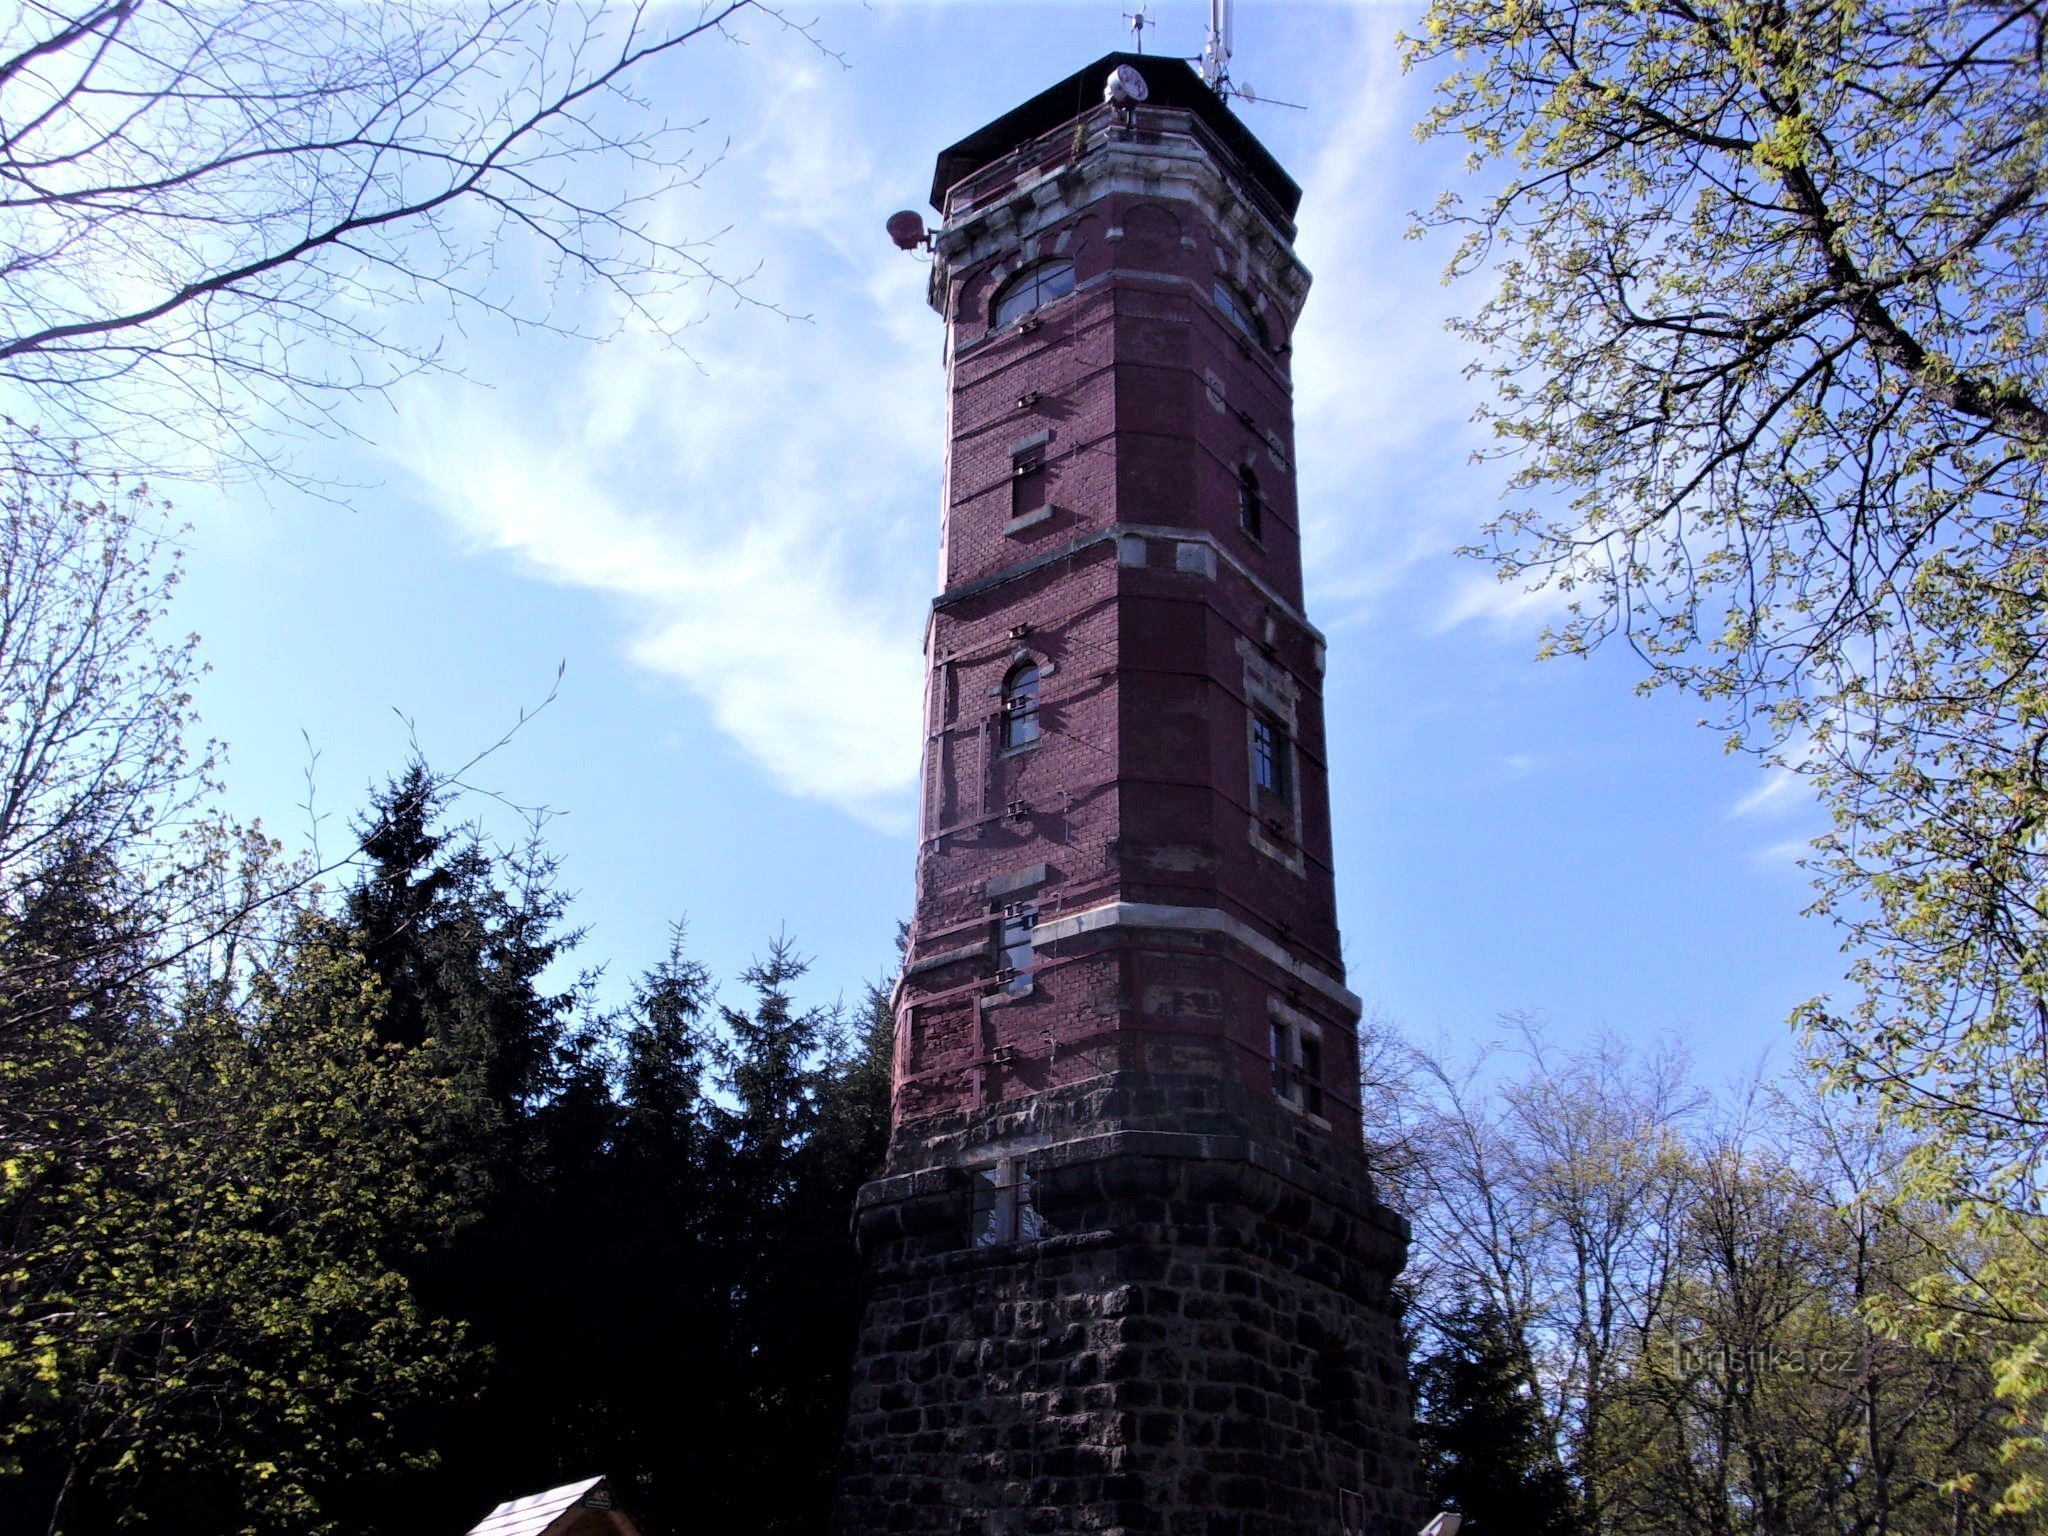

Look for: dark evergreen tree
[345,765,576,1112]
[774,957,897,1531]
[1413,1297,1579,1536]
[600,928,896,1536]
[811,930,902,1192]
[590,928,726,1533]
[698,938,841,1534]
[626,935,879,1536]
[619,926,716,1164]
[334,768,596,1536]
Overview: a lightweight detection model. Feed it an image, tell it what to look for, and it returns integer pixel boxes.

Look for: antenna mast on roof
[1200,0,1232,94]
[1195,2,1307,112]
[1123,3,1152,52]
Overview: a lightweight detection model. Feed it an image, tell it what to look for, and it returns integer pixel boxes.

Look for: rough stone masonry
[832,52,1421,1536]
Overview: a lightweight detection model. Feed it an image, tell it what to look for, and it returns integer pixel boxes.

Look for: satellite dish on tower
[1104,63,1149,105]
[886,210,930,251]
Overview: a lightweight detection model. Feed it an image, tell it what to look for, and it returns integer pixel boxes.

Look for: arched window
[1214,280,1265,347]
[993,261,1076,328]
[1237,465,1264,541]
[1001,662,1041,748]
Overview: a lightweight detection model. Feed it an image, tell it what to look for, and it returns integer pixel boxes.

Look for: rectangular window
[971,1157,1044,1247]
[1272,1015,1325,1118]
[1237,467,1264,541]
[1011,451,1046,519]
[1298,1033,1324,1117]
[1252,713,1290,800]
[997,901,1036,992]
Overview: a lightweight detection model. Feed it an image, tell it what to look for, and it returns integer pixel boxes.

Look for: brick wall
[898,101,1356,1141]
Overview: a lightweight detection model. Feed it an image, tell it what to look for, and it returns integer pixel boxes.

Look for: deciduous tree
[0,457,206,937]
[1377,1025,2037,1534]
[0,0,814,484]
[0,902,484,1536]
[1404,0,2048,1485]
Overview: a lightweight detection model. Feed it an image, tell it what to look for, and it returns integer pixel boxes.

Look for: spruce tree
[338,768,594,1534]
[1413,1297,1579,1536]
[588,929,722,1533]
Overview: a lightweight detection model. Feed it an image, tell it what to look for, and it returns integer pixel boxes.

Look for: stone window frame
[1240,643,1305,874]
[1236,463,1265,543]
[998,659,1042,751]
[1268,996,1329,1125]
[1208,240,1286,357]
[970,1155,1044,1247]
[994,898,1038,994]
[1007,438,1052,534]
[1251,711,1290,800]
[984,862,1050,1003]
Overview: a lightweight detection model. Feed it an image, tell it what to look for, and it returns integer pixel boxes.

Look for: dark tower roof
[928,51,1301,219]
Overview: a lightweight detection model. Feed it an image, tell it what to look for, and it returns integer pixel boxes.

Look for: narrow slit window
[972,1165,1005,1247]
[994,261,1077,328]
[1002,663,1041,749]
[1237,465,1263,540]
[1252,713,1289,799]
[1012,451,1047,519]
[997,901,1037,991]
[1298,1033,1324,1117]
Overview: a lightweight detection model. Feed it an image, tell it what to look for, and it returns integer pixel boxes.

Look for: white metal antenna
[1123,2,1152,52]
[1196,1,1308,112]
[1200,0,1232,94]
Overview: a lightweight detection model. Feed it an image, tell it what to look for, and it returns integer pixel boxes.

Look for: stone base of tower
[830,1076,1420,1536]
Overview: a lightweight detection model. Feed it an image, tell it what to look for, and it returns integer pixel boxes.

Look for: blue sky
[171,1,1843,1073]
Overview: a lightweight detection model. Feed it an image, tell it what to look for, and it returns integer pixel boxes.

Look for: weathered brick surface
[899,109,1352,1135]
[840,55,1418,1536]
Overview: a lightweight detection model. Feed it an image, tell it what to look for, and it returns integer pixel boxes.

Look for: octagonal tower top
[927,51,1300,229]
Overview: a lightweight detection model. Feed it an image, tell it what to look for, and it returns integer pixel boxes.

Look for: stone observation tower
[834,52,1419,1536]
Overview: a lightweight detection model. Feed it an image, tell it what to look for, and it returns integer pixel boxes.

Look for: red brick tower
[834,54,1417,1536]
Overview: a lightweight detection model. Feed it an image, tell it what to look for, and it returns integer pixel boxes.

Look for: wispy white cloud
[1433,569,1573,634]
[1290,18,1513,624]
[1749,835,1814,870]
[1727,734,1823,822]
[1729,767,1808,821]
[383,39,938,830]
